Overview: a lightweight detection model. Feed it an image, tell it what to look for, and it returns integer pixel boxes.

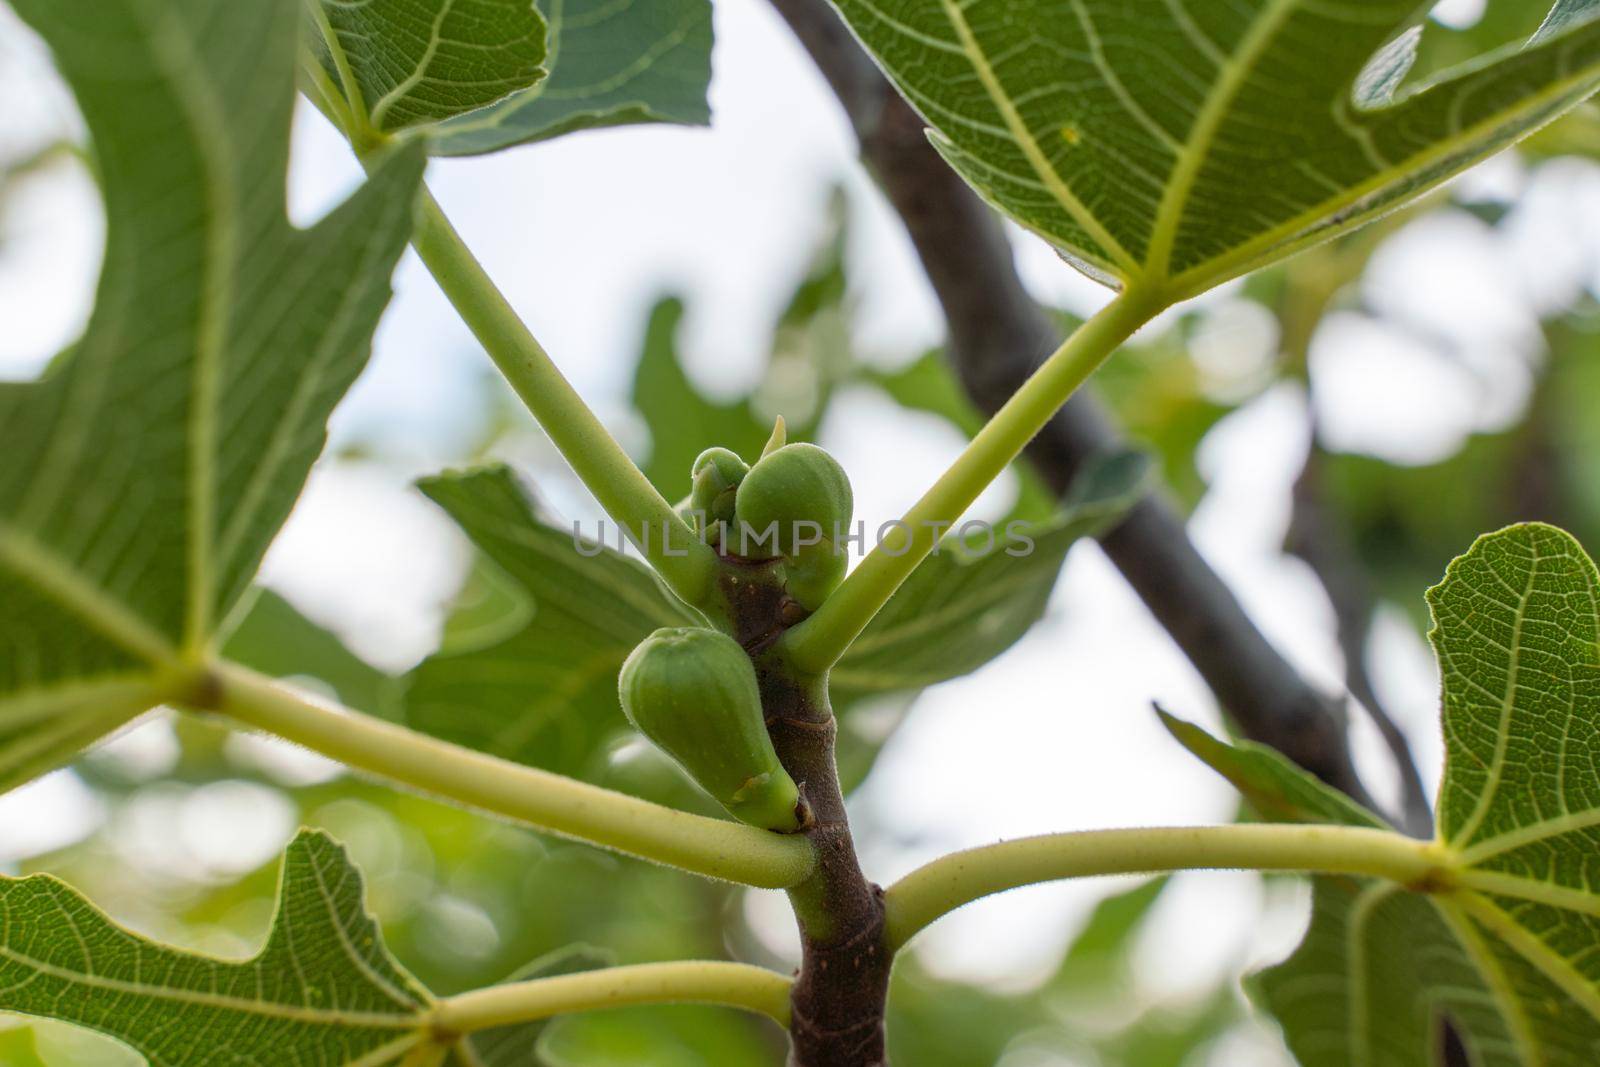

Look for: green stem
[399,1045,448,1067]
[779,291,1162,675]
[408,187,720,610]
[432,961,793,1034]
[300,0,388,156]
[214,662,813,888]
[297,51,360,145]
[303,2,699,603]
[884,824,1449,950]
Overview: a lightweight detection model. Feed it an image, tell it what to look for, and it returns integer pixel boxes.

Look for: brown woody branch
[1286,440,1434,836]
[721,558,890,1067]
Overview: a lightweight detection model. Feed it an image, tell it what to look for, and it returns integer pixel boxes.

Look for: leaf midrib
[1449,548,1541,850]
[1144,0,1299,280]
[368,0,461,130]
[452,1035,490,1067]
[0,675,164,730]
[1321,870,1600,1056]
[934,0,1138,276]
[1457,805,1600,866]
[1,0,244,670]
[1344,880,1395,1059]
[127,0,236,653]
[304,851,433,1013]
[1434,894,1544,1066]
[1455,867,1600,919]
[346,1033,434,1067]
[214,215,402,575]
[0,524,175,665]
[0,939,419,1030]
[1456,890,1600,1024]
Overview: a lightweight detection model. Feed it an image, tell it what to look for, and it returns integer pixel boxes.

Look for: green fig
[733,443,853,558]
[618,627,803,833]
[784,542,849,613]
[689,447,750,544]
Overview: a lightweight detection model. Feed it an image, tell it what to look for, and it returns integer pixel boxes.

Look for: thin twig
[1286,439,1435,836]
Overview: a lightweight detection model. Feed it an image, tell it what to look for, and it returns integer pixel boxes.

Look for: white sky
[5,2,1600,1062]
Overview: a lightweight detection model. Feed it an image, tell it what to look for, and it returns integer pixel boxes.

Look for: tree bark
[721,560,890,1066]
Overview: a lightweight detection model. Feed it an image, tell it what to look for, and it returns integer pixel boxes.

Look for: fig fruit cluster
[618,627,804,833]
[616,437,853,830]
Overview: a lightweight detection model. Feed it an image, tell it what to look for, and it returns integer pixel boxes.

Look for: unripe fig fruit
[692,447,749,496]
[689,447,749,544]
[733,443,853,559]
[784,541,848,613]
[618,627,803,833]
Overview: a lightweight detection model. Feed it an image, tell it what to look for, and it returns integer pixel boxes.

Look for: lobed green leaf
[1428,525,1600,862]
[305,0,549,136]
[0,827,632,1065]
[430,0,715,156]
[826,0,1600,296]
[0,0,422,792]
[303,0,714,156]
[0,831,435,1066]
[1169,523,1600,1066]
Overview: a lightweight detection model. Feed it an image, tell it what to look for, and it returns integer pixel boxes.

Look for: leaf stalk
[778,290,1164,674]
[883,823,1450,950]
[406,188,721,610]
[431,961,793,1035]
[212,662,814,888]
